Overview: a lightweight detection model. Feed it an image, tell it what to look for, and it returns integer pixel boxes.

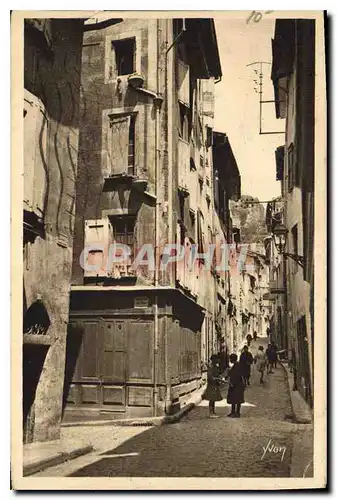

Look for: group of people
[203,338,279,418]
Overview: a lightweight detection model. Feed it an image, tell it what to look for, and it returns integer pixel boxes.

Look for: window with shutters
[275,145,285,181]
[177,59,190,107]
[108,114,136,175]
[287,143,296,192]
[178,103,189,142]
[206,126,213,149]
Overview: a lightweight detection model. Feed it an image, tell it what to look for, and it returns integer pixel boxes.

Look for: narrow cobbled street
[33,339,313,478]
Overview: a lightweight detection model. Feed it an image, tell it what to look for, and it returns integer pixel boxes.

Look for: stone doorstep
[280,362,313,424]
[61,390,204,429]
[23,440,94,477]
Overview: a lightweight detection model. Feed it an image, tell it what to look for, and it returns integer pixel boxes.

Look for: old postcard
[11,9,327,490]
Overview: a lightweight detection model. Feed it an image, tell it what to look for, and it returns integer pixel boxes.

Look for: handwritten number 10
[246,11,274,25]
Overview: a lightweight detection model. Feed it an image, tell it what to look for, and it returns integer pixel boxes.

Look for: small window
[200,156,204,168]
[190,157,197,171]
[179,103,189,141]
[249,275,256,291]
[206,126,212,149]
[112,38,135,76]
[111,216,136,260]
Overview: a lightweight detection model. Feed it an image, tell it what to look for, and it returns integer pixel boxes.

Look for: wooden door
[99,320,127,412]
[77,321,101,408]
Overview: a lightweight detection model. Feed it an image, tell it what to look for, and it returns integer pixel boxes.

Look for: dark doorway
[23,344,48,443]
[23,300,51,443]
[296,316,312,407]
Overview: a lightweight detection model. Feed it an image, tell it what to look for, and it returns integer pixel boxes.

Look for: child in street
[226,353,245,418]
[203,355,223,418]
[255,345,267,384]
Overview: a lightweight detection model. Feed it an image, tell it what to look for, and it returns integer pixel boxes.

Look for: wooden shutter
[197,211,205,254]
[24,91,48,216]
[108,115,131,175]
[24,96,36,211]
[177,59,190,107]
[176,223,184,285]
[84,219,112,277]
[80,322,100,380]
[101,321,126,383]
[189,170,197,213]
[33,106,48,216]
[128,321,152,381]
[202,91,214,118]
[178,138,189,189]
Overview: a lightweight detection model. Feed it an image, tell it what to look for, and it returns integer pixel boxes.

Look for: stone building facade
[23,18,84,443]
[269,18,315,407]
[212,132,241,356]
[63,18,226,420]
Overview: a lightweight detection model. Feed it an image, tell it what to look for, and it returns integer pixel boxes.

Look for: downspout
[153,19,162,417]
[128,46,163,417]
[161,19,186,414]
[165,17,187,276]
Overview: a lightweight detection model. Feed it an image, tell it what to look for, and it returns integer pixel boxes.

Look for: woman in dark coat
[239,345,254,386]
[203,355,223,418]
[226,353,245,418]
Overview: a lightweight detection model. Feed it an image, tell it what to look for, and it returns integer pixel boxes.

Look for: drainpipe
[165,17,186,277]
[153,19,163,417]
[127,36,164,417]
[160,19,186,414]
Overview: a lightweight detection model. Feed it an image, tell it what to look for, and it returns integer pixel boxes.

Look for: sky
[213,14,284,201]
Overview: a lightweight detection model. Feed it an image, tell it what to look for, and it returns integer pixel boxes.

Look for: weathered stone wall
[23,19,84,442]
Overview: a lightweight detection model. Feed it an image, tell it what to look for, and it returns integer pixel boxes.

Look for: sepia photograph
[11,9,326,490]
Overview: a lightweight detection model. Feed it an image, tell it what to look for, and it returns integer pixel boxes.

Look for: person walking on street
[239,345,254,386]
[255,346,267,384]
[253,331,258,342]
[270,341,278,369]
[203,355,223,418]
[226,353,245,418]
[266,343,274,374]
[246,333,252,347]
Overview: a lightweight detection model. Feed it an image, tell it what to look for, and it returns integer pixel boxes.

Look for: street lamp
[271,222,305,268]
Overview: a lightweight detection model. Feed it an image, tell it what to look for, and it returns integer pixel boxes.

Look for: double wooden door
[65,319,127,412]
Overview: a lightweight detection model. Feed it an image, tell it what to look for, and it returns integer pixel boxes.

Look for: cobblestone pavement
[33,339,313,478]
